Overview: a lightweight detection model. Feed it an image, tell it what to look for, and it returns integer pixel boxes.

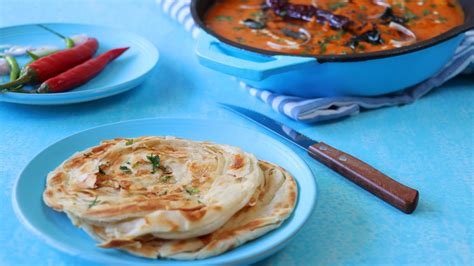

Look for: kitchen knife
[221,103,419,214]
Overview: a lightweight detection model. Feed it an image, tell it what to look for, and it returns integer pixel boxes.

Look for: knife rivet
[319,145,327,151]
[338,155,348,161]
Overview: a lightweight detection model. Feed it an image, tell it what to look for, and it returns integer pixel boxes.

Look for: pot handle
[196,32,316,81]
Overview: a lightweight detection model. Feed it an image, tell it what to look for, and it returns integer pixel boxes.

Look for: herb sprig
[215,15,233,21]
[160,175,172,183]
[88,196,101,209]
[185,187,200,195]
[120,165,132,174]
[147,154,160,174]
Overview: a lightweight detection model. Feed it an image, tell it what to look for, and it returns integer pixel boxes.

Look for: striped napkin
[157,0,474,122]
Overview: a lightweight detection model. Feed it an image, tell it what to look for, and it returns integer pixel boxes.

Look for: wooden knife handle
[308,142,419,214]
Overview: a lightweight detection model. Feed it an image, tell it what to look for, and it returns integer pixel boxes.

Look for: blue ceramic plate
[12,118,316,265]
[0,23,158,105]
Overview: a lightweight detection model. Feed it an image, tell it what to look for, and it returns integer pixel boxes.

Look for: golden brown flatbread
[77,160,297,260]
[43,136,263,239]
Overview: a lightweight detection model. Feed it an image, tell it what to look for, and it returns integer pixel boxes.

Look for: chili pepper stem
[1,87,35,93]
[37,24,75,48]
[0,74,32,89]
[37,24,67,39]
[26,50,40,60]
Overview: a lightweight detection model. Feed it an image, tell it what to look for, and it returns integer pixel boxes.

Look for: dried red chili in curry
[205,0,464,55]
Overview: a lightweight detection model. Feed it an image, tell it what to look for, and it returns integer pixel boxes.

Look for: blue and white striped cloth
[157,0,474,122]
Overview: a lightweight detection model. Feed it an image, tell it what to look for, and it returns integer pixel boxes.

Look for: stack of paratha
[43,136,297,259]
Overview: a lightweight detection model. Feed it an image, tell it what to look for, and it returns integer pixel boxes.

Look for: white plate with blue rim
[0,23,158,105]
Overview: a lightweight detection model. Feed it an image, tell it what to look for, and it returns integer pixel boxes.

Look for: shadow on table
[303,75,474,127]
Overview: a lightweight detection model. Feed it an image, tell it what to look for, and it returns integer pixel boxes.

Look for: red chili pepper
[0,38,98,89]
[37,47,129,93]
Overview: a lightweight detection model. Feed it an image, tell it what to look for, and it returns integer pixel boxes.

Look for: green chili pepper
[3,55,20,81]
[0,55,27,93]
[37,24,75,48]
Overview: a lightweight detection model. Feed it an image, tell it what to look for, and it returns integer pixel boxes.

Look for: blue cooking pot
[192,0,474,97]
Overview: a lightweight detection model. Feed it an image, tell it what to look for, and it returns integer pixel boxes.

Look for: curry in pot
[205,0,464,55]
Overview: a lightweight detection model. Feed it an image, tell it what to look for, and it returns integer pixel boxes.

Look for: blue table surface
[0,0,473,265]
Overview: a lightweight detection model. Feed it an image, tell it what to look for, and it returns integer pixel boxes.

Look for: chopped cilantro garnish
[125,139,134,145]
[359,5,367,11]
[250,11,263,18]
[120,165,132,174]
[236,37,246,43]
[326,31,345,42]
[422,9,431,16]
[319,42,327,54]
[88,196,101,209]
[160,175,172,183]
[147,154,160,174]
[185,187,200,195]
[328,2,347,11]
[430,3,437,8]
[437,17,448,23]
[394,3,403,9]
[404,10,420,21]
[215,15,233,21]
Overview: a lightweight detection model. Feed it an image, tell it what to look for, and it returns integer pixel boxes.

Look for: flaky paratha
[75,160,298,260]
[43,136,263,239]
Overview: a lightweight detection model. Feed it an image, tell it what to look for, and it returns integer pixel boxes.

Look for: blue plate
[0,23,158,105]
[12,118,317,265]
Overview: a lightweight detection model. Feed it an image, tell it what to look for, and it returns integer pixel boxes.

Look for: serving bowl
[192,0,474,97]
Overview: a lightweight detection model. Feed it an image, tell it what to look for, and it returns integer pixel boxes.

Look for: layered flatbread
[75,160,297,260]
[43,136,263,239]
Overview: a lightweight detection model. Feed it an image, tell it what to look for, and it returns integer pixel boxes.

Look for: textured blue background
[0,0,473,265]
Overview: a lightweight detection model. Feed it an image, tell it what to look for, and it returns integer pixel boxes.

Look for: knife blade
[221,103,419,214]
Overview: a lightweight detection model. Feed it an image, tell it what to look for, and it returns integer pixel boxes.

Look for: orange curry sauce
[205,0,464,55]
